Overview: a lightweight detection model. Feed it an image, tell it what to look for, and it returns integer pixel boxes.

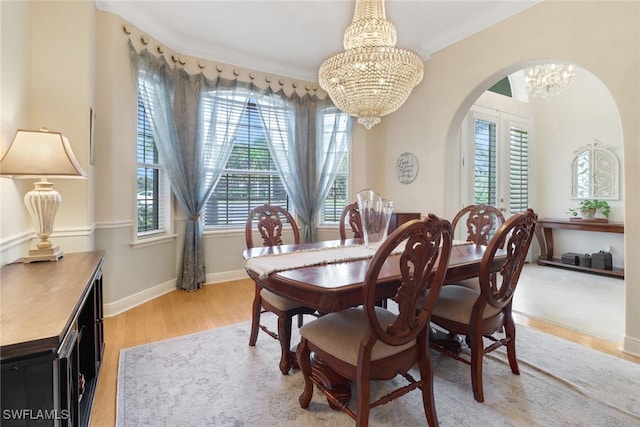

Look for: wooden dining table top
[244,238,505,313]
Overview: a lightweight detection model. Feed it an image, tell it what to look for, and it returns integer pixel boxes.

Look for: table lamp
[0,128,87,262]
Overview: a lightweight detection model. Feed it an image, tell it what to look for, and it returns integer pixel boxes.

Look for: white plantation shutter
[474,119,497,205]
[509,126,529,213]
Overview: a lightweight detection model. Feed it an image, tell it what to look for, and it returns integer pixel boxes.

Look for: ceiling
[96,0,540,81]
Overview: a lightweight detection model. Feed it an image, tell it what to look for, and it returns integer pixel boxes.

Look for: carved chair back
[364,214,452,345]
[476,208,538,313]
[297,214,453,425]
[451,204,506,246]
[245,204,300,249]
[339,201,363,240]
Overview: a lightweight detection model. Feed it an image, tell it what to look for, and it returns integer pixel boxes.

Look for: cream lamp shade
[0,129,87,263]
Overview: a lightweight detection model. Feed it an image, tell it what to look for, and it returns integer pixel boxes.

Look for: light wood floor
[90,278,639,427]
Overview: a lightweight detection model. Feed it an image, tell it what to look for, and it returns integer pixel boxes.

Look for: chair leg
[417,335,439,426]
[277,313,294,375]
[504,312,520,375]
[355,357,372,427]
[469,330,485,403]
[297,338,314,408]
[249,284,262,346]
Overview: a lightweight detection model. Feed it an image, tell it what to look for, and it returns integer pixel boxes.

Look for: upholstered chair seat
[452,277,481,291]
[299,307,414,365]
[431,285,502,323]
[260,289,305,311]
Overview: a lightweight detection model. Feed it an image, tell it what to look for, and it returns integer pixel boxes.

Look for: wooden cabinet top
[0,251,104,360]
[538,218,624,233]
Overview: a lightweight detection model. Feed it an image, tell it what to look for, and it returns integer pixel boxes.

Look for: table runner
[244,240,471,279]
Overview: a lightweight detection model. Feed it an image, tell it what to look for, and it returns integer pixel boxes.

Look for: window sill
[317,223,339,230]
[130,233,177,249]
[203,227,244,237]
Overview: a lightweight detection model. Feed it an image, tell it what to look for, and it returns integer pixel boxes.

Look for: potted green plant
[567,199,610,219]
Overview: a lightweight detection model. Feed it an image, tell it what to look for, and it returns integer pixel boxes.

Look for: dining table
[244,238,504,313]
[243,237,506,409]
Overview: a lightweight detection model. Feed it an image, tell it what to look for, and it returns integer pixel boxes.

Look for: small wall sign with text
[396,152,419,184]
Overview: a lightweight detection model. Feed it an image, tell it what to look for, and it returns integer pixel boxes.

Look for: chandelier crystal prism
[525,64,576,98]
[318,0,424,129]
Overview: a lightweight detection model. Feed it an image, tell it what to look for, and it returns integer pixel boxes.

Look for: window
[322,165,348,222]
[205,99,289,226]
[464,107,529,216]
[137,83,350,230]
[320,108,350,223]
[474,118,498,205]
[136,83,170,238]
[509,126,529,213]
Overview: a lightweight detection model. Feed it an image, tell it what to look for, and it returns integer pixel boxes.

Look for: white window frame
[132,85,174,247]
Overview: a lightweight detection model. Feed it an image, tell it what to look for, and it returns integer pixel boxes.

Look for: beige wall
[382,0,639,355]
[530,66,624,263]
[1,1,638,355]
[1,1,95,264]
[0,1,31,263]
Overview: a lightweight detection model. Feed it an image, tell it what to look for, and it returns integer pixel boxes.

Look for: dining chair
[245,204,317,375]
[297,214,453,426]
[339,201,363,240]
[430,208,538,402]
[451,203,506,246]
[450,204,506,290]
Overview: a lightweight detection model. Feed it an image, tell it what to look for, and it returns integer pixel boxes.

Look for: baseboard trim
[103,269,249,317]
[205,269,248,285]
[623,335,640,358]
[104,280,176,317]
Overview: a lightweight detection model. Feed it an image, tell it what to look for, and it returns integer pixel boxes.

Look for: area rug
[116,317,640,426]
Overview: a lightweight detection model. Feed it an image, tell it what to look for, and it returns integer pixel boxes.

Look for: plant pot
[580,208,596,219]
[594,211,608,220]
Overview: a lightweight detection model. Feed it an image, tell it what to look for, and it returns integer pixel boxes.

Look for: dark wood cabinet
[1,252,104,426]
[388,212,421,233]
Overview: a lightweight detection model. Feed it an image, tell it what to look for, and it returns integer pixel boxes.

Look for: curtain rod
[122,24,320,94]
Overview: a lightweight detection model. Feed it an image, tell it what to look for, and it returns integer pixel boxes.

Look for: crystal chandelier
[525,64,576,98]
[318,0,424,129]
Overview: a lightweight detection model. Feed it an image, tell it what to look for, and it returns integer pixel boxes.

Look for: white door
[461,106,530,217]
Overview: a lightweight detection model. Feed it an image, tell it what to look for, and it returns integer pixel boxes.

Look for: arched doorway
[445,61,625,342]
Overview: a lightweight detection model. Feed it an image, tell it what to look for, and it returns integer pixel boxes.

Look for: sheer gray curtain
[130,44,249,291]
[254,88,352,242]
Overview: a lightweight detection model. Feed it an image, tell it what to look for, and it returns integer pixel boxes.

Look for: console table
[1,251,104,426]
[535,218,624,278]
